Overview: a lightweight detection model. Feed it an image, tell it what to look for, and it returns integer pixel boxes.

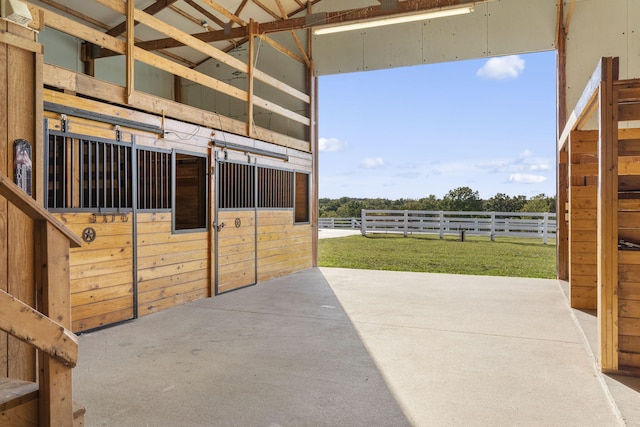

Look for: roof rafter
[251,0,281,21]
[183,0,226,29]
[106,0,178,37]
[200,0,246,26]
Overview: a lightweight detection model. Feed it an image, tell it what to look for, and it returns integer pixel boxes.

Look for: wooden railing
[0,174,82,427]
[27,0,311,151]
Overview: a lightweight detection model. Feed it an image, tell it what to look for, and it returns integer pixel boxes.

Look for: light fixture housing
[313,5,473,35]
[1,0,32,27]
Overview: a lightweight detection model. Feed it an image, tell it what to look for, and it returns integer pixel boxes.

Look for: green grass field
[318,234,556,279]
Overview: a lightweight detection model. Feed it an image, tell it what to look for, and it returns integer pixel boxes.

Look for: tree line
[319,186,556,218]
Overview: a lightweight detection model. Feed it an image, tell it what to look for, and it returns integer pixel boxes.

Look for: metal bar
[87,140,92,208]
[117,145,121,210]
[154,151,158,209]
[44,101,163,134]
[52,135,58,208]
[125,146,130,208]
[43,119,50,208]
[253,158,258,284]
[103,142,107,209]
[132,136,138,320]
[212,140,288,161]
[159,153,163,208]
[70,136,75,209]
[62,135,67,207]
[214,154,220,295]
[80,140,84,208]
[110,143,114,208]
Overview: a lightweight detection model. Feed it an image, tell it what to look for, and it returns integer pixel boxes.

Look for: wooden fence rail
[318,217,361,229]
[320,210,556,244]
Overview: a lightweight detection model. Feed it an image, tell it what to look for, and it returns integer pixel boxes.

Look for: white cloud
[476,55,525,80]
[395,172,421,179]
[360,157,385,169]
[529,164,550,171]
[319,137,347,152]
[519,149,533,158]
[508,174,547,184]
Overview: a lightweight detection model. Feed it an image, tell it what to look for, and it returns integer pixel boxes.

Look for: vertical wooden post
[556,0,569,280]
[558,148,569,280]
[307,2,319,266]
[174,76,182,103]
[247,19,256,138]
[126,0,135,103]
[597,57,619,372]
[37,222,74,427]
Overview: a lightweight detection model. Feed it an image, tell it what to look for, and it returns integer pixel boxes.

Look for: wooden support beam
[132,7,249,72]
[257,34,305,64]
[107,0,178,37]
[133,47,246,101]
[597,57,619,373]
[252,0,282,20]
[33,0,109,30]
[126,0,135,103]
[253,95,311,126]
[183,0,226,29]
[291,30,310,68]
[39,5,125,54]
[37,222,76,427]
[247,19,256,137]
[200,0,246,26]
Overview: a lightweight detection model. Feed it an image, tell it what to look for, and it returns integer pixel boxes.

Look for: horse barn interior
[0,0,638,425]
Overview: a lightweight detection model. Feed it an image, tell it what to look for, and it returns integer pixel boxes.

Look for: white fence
[318,217,362,229]
[318,210,556,243]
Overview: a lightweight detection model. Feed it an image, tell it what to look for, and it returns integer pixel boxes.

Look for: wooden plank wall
[137,212,209,316]
[217,210,256,293]
[617,128,640,370]
[257,210,312,282]
[0,21,40,382]
[55,213,134,332]
[42,83,314,329]
[569,130,598,309]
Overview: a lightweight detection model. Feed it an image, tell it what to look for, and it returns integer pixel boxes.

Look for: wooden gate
[215,159,257,293]
[46,128,135,332]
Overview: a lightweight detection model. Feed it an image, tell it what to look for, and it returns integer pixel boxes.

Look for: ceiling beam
[183,0,226,29]
[259,0,481,34]
[106,0,178,37]
[200,0,246,26]
[252,0,282,21]
[99,0,480,61]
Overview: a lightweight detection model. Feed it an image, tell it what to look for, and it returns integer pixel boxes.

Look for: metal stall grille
[47,131,132,212]
[137,148,172,211]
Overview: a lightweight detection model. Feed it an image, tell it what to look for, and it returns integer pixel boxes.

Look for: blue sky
[318,51,557,200]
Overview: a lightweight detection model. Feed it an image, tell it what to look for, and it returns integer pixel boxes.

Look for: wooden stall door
[59,213,135,332]
[216,210,256,294]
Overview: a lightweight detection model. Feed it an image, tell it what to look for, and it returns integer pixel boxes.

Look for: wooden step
[0,378,38,426]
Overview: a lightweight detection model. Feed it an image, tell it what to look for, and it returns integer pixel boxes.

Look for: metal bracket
[60,114,68,133]
[115,125,122,142]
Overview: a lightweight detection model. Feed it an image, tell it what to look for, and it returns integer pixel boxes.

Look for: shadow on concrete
[73,268,410,427]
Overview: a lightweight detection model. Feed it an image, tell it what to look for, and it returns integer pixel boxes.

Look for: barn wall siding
[42,92,312,332]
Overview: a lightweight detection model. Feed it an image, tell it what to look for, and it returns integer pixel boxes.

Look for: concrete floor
[74,267,634,426]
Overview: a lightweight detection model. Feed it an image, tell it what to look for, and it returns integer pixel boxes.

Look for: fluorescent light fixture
[313,6,473,35]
